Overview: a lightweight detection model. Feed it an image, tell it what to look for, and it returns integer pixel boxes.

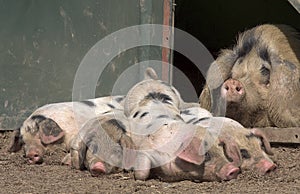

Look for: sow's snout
[221,79,245,102]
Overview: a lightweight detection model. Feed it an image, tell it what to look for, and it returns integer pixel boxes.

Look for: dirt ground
[0,131,299,194]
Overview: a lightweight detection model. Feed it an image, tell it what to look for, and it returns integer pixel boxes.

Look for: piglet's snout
[27,148,43,164]
[256,159,277,175]
[90,162,106,177]
[217,163,240,181]
[221,79,244,102]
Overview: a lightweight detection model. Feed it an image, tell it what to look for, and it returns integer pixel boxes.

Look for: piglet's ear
[177,137,205,165]
[219,138,242,166]
[7,127,24,152]
[251,128,274,155]
[38,118,65,145]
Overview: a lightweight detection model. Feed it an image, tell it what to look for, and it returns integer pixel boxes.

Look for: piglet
[7,95,125,164]
[132,122,241,182]
[70,109,135,176]
[180,107,276,175]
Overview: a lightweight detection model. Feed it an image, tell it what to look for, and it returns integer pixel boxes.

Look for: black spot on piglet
[107,119,127,133]
[140,112,149,118]
[157,115,169,119]
[133,111,140,118]
[145,92,173,104]
[79,100,96,107]
[192,117,210,125]
[31,115,47,123]
[107,103,116,109]
[180,109,192,115]
[186,118,197,124]
[115,96,125,103]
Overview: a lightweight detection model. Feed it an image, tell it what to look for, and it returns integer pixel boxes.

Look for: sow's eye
[260,64,270,85]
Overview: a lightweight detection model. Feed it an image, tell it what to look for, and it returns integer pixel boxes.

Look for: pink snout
[256,159,277,175]
[217,163,240,181]
[27,148,43,164]
[90,161,106,177]
[221,79,244,102]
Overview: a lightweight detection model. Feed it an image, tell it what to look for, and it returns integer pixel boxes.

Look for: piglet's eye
[240,149,251,159]
[204,152,211,162]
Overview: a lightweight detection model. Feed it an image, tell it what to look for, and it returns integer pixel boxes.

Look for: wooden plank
[258,127,300,144]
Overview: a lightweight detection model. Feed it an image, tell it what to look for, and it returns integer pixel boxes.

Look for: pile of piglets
[8,65,277,183]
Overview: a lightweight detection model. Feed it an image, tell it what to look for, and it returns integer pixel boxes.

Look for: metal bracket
[258,127,300,144]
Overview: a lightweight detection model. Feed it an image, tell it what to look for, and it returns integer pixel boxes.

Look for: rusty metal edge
[162,0,174,83]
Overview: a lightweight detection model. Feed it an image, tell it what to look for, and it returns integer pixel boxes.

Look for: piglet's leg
[61,153,71,165]
[69,136,86,170]
[134,153,151,181]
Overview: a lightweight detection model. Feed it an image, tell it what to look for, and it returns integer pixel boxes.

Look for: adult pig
[199,24,300,127]
[180,107,276,175]
[7,95,125,164]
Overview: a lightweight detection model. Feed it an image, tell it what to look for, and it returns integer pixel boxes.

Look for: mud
[0,131,299,194]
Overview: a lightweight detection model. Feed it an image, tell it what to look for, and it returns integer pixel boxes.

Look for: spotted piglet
[180,107,276,175]
[7,95,125,164]
[70,109,135,176]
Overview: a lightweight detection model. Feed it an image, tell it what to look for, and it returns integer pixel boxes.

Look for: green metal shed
[0,0,174,130]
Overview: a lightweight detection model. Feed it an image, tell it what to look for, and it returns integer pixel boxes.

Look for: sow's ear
[7,127,24,152]
[177,137,205,165]
[38,118,65,145]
